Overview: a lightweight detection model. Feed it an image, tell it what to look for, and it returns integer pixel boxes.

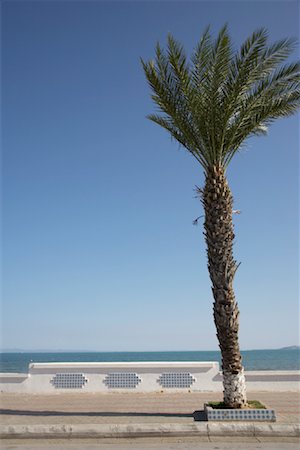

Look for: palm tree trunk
[203,165,247,408]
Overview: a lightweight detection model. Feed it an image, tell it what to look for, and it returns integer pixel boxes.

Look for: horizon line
[1,346,299,353]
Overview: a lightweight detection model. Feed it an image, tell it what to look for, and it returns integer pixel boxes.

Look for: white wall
[0,362,299,393]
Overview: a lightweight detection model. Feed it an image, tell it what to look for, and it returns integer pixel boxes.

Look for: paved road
[1,438,300,450]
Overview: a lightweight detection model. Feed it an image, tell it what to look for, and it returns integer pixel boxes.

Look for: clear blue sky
[2,0,299,351]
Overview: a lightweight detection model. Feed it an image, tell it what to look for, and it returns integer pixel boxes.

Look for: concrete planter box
[204,404,276,422]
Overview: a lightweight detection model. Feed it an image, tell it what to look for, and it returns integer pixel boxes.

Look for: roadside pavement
[1,391,299,425]
[0,391,299,439]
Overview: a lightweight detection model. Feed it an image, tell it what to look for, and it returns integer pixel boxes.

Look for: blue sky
[2,0,299,351]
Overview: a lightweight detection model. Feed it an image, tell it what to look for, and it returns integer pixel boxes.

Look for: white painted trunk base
[223,368,247,407]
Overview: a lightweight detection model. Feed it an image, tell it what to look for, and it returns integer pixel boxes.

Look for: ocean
[0,349,299,373]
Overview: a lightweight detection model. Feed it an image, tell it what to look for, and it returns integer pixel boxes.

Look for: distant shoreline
[280,346,300,351]
[1,347,299,353]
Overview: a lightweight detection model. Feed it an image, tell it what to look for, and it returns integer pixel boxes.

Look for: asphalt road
[1,438,300,450]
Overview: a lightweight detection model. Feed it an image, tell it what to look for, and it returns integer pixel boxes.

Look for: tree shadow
[0,409,207,421]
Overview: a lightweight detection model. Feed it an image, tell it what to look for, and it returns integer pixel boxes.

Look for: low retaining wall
[0,362,299,393]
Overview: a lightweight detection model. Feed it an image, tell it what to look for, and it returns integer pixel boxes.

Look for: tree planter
[204,403,276,422]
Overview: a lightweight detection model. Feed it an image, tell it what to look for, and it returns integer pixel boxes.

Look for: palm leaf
[142,25,300,171]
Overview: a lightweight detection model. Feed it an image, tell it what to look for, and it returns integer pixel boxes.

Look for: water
[0,349,299,373]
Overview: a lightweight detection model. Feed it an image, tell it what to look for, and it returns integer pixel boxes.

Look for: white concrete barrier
[0,362,299,393]
[1,361,218,393]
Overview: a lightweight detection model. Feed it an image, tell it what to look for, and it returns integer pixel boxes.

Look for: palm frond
[147,114,209,169]
[142,25,300,171]
[191,25,212,88]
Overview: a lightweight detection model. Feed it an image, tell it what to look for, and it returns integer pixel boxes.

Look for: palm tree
[141,25,300,408]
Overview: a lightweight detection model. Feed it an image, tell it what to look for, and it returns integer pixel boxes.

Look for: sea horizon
[1,345,299,353]
[1,348,299,373]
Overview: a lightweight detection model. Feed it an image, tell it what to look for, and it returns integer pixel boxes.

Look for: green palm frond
[223,60,300,161]
[142,25,300,171]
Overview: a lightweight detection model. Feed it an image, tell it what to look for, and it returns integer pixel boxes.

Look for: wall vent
[103,373,141,389]
[158,372,196,388]
[50,373,88,389]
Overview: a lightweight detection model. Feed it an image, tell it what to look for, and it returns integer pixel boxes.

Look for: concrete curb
[0,423,299,439]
